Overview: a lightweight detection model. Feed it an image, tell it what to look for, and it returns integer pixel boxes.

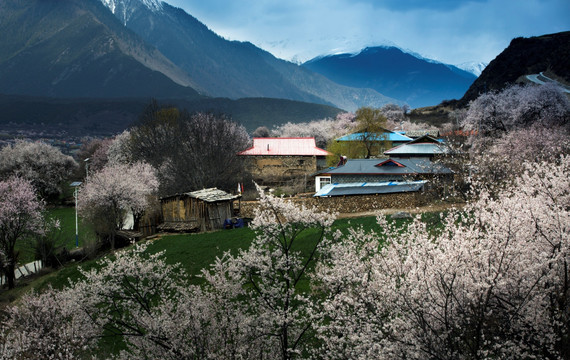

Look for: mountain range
[0,0,200,99]
[0,0,484,136]
[302,46,477,108]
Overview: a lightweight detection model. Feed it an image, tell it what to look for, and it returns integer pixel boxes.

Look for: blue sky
[167,0,569,65]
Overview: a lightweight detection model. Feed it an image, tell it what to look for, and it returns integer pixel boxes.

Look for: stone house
[238,137,330,186]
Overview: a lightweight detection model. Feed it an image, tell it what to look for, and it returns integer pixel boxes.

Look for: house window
[320,177,331,188]
[316,176,332,192]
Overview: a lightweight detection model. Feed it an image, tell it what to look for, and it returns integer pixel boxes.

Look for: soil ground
[336,201,465,219]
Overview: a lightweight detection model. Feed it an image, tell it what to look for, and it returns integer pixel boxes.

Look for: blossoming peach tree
[312,156,569,359]
[0,176,44,289]
[78,161,159,249]
[0,140,77,201]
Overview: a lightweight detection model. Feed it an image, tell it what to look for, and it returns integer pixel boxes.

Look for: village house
[313,156,453,198]
[315,157,452,190]
[159,188,240,232]
[238,137,330,186]
[384,134,450,159]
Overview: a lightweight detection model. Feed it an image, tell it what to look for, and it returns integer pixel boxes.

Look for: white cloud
[166,0,570,64]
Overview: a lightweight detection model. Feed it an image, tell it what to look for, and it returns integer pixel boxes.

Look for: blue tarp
[224,218,245,229]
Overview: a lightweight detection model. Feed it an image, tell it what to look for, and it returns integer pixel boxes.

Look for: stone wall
[244,155,318,183]
[239,192,429,218]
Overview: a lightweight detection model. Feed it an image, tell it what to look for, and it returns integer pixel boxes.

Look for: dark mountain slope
[457,31,570,106]
[0,0,199,99]
[302,46,476,108]
[126,5,318,101]
[0,94,342,137]
[109,1,397,110]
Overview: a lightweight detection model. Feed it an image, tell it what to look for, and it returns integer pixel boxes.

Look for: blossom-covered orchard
[1,155,568,359]
[313,156,569,359]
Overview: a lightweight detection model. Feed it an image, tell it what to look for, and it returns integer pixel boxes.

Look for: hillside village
[1,78,568,357]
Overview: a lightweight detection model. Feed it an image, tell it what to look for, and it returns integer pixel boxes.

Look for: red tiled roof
[238,137,330,156]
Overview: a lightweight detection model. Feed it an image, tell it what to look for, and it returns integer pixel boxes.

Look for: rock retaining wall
[239,192,428,218]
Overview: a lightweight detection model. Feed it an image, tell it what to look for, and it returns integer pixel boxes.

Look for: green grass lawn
[46,207,97,249]
[12,210,444,294]
[146,227,257,284]
[31,215,388,290]
[144,215,393,284]
[16,207,96,264]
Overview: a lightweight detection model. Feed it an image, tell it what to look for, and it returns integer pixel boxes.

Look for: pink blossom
[0,176,44,289]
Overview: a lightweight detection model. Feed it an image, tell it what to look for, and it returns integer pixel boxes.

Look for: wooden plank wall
[161,195,234,232]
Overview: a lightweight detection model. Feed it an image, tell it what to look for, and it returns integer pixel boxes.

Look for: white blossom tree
[10,243,268,359]
[462,83,569,136]
[313,156,570,359]
[271,112,356,148]
[0,177,44,289]
[208,188,336,359]
[459,83,570,191]
[106,130,133,166]
[0,140,77,201]
[78,162,158,249]
[0,286,100,359]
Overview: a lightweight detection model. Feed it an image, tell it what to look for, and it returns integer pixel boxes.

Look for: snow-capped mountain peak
[100,0,163,25]
[455,61,488,77]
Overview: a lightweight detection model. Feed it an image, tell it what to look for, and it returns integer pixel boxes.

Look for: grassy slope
[18,215,381,292]
[4,211,444,303]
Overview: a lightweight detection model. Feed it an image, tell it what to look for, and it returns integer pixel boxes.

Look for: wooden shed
[159,188,240,232]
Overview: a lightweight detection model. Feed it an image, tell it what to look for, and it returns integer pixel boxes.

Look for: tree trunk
[6,263,15,289]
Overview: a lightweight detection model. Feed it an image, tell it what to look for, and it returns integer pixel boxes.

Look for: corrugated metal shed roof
[238,137,330,156]
[401,130,440,138]
[384,142,450,156]
[336,131,412,142]
[314,180,427,197]
[162,188,240,202]
[318,158,452,176]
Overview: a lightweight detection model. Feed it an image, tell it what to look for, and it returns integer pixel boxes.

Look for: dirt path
[336,201,465,219]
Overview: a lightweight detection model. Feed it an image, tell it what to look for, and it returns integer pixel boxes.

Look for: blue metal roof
[314,180,428,197]
[318,158,452,176]
[336,131,412,142]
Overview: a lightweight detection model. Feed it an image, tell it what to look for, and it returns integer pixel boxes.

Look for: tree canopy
[0,140,77,202]
[127,101,250,196]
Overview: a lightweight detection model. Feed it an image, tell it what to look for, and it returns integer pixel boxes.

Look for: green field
[33,213,432,291]
[15,207,96,264]
[6,208,447,300]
